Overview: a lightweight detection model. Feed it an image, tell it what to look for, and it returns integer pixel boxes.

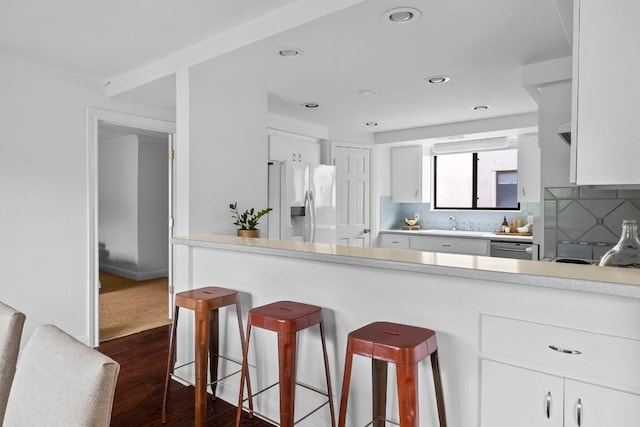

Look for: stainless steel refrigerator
[267,161,336,243]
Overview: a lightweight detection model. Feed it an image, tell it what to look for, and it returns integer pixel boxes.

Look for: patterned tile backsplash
[380,196,540,233]
[544,187,640,260]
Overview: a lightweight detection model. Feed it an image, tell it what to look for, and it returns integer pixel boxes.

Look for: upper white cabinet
[390,145,430,203]
[268,132,321,164]
[517,134,540,203]
[571,0,640,185]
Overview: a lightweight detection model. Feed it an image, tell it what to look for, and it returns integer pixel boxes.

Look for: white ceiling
[1,0,572,136]
[0,0,298,77]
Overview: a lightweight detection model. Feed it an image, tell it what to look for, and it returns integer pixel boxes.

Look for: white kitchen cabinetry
[481,360,563,427]
[410,235,489,256]
[571,0,640,185]
[268,133,321,164]
[481,315,640,426]
[517,134,540,203]
[379,234,410,249]
[390,145,429,203]
[482,360,640,427]
[564,378,640,426]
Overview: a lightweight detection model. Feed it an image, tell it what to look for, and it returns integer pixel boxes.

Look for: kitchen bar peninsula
[171,234,640,427]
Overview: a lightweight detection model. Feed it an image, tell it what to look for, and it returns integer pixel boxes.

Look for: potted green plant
[229,202,272,238]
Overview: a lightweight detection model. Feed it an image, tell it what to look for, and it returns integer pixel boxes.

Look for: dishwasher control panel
[490,241,538,260]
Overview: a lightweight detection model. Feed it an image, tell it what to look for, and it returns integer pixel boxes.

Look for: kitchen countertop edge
[380,229,534,241]
[172,234,640,299]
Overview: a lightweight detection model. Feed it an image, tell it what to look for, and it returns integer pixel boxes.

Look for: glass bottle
[599,220,640,268]
[501,216,509,232]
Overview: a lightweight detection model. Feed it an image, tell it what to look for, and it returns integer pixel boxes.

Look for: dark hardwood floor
[98,325,274,426]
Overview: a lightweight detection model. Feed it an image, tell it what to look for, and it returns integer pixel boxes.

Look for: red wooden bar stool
[338,321,447,427]
[162,287,252,427]
[235,300,336,427]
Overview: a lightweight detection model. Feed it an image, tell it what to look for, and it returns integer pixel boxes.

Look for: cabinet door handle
[576,398,582,426]
[548,345,582,355]
[546,391,551,419]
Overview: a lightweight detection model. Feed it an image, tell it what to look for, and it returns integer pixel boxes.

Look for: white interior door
[332,145,371,247]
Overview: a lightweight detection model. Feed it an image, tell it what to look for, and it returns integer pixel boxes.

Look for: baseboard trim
[99,264,168,281]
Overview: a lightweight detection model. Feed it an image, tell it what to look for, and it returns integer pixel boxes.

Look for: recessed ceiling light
[360,90,379,97]
[277,47,303,58]
[426,76,451,84]
[301,102,319,108]
[383,7,422,24]
[472,105,490,111]
[365,122,378,127]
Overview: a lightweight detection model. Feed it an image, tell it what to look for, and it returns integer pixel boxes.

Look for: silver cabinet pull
[548,345,582,355]
[546,392,551,419]
[576,398,582,426]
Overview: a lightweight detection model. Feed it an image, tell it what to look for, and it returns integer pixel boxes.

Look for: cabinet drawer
[410,236,489,256]
[379,234,410,249]
[481,314,640,388]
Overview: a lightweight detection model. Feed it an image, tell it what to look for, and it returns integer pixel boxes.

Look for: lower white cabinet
[480,315,640,427]
[481,359,640,427]
[481,360,563,427]
[410,235,489,256]
[379,234,410,249]
[379,234,489,256]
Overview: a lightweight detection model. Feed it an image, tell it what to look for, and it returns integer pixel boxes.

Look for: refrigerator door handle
[304,190,311,242]
[309,190,316,243]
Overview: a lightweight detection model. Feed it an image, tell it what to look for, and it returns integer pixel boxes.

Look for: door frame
[87,108,176,347]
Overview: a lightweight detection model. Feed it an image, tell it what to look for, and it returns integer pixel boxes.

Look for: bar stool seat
[236,300,336,427]
[338,321,446,427]
[162,287,251,427]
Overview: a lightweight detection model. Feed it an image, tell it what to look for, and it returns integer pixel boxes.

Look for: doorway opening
[88,109,176,347]
[98,123,171,342]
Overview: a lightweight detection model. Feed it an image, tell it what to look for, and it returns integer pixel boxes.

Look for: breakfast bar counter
[170,234,640,427]
[173,233,640,298]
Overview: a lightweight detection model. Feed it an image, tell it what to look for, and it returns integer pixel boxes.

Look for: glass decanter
[599,220,640,268]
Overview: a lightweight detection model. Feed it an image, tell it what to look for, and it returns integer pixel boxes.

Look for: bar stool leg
[195,308,210,427]
[236,324,254,427]
[161,306,180,423]
[209,308,219,399]
[396,362,419,427]
[338,342,354,427]
[234,301,253,413]
[430,351,447,427]
[318,320,337,427]
[278,331,297,427]
[372,359,388,427]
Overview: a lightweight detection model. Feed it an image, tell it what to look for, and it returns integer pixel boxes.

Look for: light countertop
[172,234,640,299]
[381,229,533,242]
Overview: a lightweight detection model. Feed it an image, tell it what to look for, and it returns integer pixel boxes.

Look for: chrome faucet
[449,215,457,231]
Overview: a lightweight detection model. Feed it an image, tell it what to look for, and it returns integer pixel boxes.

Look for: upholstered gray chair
[3,324,120,427]
[0,301,26,425]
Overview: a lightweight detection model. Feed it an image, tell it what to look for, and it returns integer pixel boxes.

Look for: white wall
[99,135,140,273]
[99,133,169,279]
[538,81,572,189]
[537,81,572,257]
[188,50,268,234]
[0,55,174,344]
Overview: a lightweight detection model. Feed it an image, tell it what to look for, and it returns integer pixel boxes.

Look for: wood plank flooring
[98,325,274,426]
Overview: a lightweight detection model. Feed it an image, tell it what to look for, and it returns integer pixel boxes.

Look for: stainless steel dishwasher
[490,241,537,260]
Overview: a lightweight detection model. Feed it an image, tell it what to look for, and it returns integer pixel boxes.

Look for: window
[433,148,519,210]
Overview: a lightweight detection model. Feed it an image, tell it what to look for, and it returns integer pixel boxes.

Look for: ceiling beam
[104,0,367,98]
